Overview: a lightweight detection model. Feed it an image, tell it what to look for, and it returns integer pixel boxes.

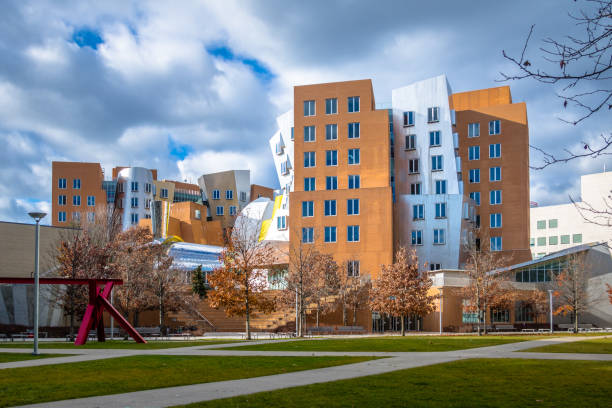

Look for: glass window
[413,204,424,220]
[537,220,546,229]
[325,98,337,114]
[58,178,67,189]
[277,215,287,230]
[348,122,360,139]
[429,131,441,146]
[433,229,445,244]
[72,195,81,206]
[215,206,224,216]
[326,150,338,166]
[212,189,220,200]
[58,211,66,222]
[130,197,138,208]
[560,235,570,244]
[490,309,510,323]
[489,143,501,158]
[347,260,360,277]
[432,155,443,171]
[490,213,502,228]
[348,148,360,165]
[409,159,419,174]
[304,100,315,116]
[58,195,66,206]
[348,96,360,113]
[240,191,247,201]
[131,181,138,192]
[87,196,95,206]
[489,166,501,181]
[131,213,139,225]
[572,234,582,243]
[530,238,535,247]
[403,111,415,126]
[324,200,336,216]
[489,120,501,135]
[435,202,447,218]
[291,127,294,140]
[549,236,558,245]
[405,134,416,150]
[347,199,359,215]
[326,176,338,190]
[226,190,233,200]
[435,180,447,194]
[469,191,481,205]
[548,219,558,228]
[490,190,502,205]
[468,123,480,138]
[490,236,502,251]
[348,175,360,189]
[469,169,480,183]
[304,177,315,191]
[410,183,422,195]
[302,227,314,243]
[73,179,81,189]
[411,230,423,245]
[427,107,440,123]
[468,146,480,160]
[229,206,237,215]
[347,225,360,242]
[325,124,337,140]
[304,152,315,167]
[537,237,546,246]
[324,226,337,243]
[302,201,314,217]
[304,125,315,142]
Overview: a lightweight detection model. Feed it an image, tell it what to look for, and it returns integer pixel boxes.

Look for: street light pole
[548,289,553,333]
[28,211,47,356]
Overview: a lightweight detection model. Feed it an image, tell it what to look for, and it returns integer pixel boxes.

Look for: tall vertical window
[304,100,315,116]
[326,176,338,190]
[324,226,337,243]
[325,98,337,114]
[277,215,287,230]
[429,131,441,146]
[490,236,502,251]
[410,183,422,195]
[302,227,314,243]
[412,204,424,220]
[490,213,502,228]
[435,180,447,194]
[73,195,81,206]
[489,166,502,181]
[325,124,337,140]
[405,134,416,150]
[302,201,314,217]
[469,169,480,183]
[489,143,501,158]
[131,213,139,225]
[58,195,66,206]
[348,96,360,112]
[347,260,360,277]
[431,155,443,171]
[226,190,233,200]
[216,206,224,216]
[409,159,419,174]
[304,152,315,167]
[427,107,440,123]
[324,200,336,216]
[73,179,81,189]
[489,120,501,135]
[212,189,220,200]
[347,199,359,215]
[304,125,316,142]
[291,127,294,140]
[403,111,415,126]
[348,122,360,139]
[326,150,338,166]
[490,190,502,205]
[229,206,237,215]
[435,202,447,218]
[470,192,481,205]
[411,230,423,245]
[348,175,360,189]
[131,197,138,208]
[240,191,247,201]
[145,183,152,193]
[87,196,95,206]
[304,177,315,191]
[58,178,67,189]
[468,123,480,138]
[161,188,169,199]
[348,148,360,165]
[434,229,446,244]
[468,146,480,160]
[131,181,138,192]
[347,225,360,242]
[58,211,66,222]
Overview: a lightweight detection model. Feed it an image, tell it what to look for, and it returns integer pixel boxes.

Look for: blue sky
[0,0,609,224]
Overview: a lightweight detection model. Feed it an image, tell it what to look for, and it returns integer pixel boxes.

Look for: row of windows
[301,225,360,243]
[530,234,582,246]
[57,211,95,223]
[410,229,447,245]
[402,107,440,125]
[468,167,502,183]
[409,180,447,195]
[57,178,80,189]
[303,175,361,191]
[302,199,360,217]
[468,144,501,160]
[58,195,97,206]
[304,96,360,116]
[210,190,248,201]
[406,156,444,173]
[467,120,501,137]
[304,122,361,142]
[536,219,558,229]
[215,206,237,216]
[412,203,447,220]
[303,149,360,167]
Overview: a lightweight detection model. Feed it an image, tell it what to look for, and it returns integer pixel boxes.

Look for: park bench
[0,333,10,342]
[495,324,515,332]
[336,326,366,334]
[168,332,193,340]
[521,328,535,332]
[136,327,162,338]
[308,326,333,336]
[472,325,493,332]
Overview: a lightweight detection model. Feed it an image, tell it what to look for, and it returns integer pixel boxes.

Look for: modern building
[530,171,612,258]
[197,170,251,231]
[115,167,155,230]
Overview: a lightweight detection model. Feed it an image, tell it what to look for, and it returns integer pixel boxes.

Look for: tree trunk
[69,293,75,340]
[353,306,357,325]
[245,288,251,340]
[316,307,320,328]
[342,303,347,326]
[134,311,140,328]
[400,314,405,336]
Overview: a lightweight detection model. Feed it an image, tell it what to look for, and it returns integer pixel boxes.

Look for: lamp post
[438,288,443,335]
[548,289,554,333]
[28,211,47,355]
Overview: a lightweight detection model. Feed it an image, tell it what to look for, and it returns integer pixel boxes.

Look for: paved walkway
[1,336,610,408]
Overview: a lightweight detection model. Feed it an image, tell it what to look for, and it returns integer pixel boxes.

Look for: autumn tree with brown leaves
[206,214,276,340]
[148,242,183,334]
[338,261,370,327]
[369,247,436,336]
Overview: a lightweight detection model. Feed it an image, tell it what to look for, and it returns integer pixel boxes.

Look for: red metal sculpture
[0,278,146,345]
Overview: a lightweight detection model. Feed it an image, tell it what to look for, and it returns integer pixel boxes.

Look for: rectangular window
[491,309,510,323]
[490,190,502,205]
[434,229,446,244]
[325,124,337,140]
[324,200,336,216]
[304,125,316,142]
[87,196,95,206]
[240,191,247,201]
[226,190,233,200]
[347,199,359,215]
[347,225,360,242]
[302,227,314,243]
[469,191,481,205]
[490,213,502,228]
[58,178,67,189]
[212,189,220,200]
[145,183,152,193]
[88,212,96,222]
[549,236,558,245]
[409,159,419,174]
[348,122,360,139]
[58,195,66,206]
[411,230,423,245]
[145,199,151,209]
[435,180,447,195]
[468,146,480,160]
[326,150,338,166]
[304,152,316,167]
[277,215,287,230]
[430,263,442,271]
[348,96,360,113]
[72,195,81,206]
[131,181,138,192]
[489,143,501,158]
[530,238,535,247]
[469,169,480,183]
[427,107,440,123]
[324,226,337,243]
[229,206,237,215]
[131,197,138,208]
[131,213,139,225]
[435,202,447,218]
[347,260,360,277]
[537,220,546,229]
[58,211,66,222]
[302,201,314,217]
[348,175,360,189]
[403,111,415,126]
[489,120,501,135]
[216,206,224,216]
[548,219,558,228]
[72,212,81,222]
[572,234,582,243]
[348,148,360,165]
[73,179,81,189]
[405,134,416,150]
[489,166,501,181]
[413,204,424,220]
[410,183,422,195]
[326,176,338,191]
[291,127,294,140]
[325,98,337,114]
[304,100,315,116]
[537,237,547,246]
[560,235,570,244]
[490,236,502,251]
[468,123,480,138]
[431,155,443,171]
[161,188,169,199]
[304,177,315,191]
[429,131,441,146]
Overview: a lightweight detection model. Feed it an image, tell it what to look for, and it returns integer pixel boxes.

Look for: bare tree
[148,242,183,334]
[311,254,341,329]
[338,261,370,327]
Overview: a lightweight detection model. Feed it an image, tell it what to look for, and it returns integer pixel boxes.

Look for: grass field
[0,339,241,349]
[0,352,69,363]
[0,355,377,407]
[183,358,612,408]
[526,337,612,354]
[217,336,531,352]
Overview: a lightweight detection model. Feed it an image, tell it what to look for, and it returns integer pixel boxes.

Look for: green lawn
[0,339,240,349]
[526,337,612,354]
[0,352,69,363]
[183,359,612,408]
[217,336,530,352]
[0,355,377,407]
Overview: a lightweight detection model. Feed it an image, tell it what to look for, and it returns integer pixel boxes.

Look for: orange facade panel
[451,86,512,111]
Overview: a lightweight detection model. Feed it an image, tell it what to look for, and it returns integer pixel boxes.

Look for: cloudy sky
[1,0,609,224]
